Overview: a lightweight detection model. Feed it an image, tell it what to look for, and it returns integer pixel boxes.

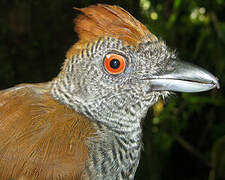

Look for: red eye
[104,53,126,75]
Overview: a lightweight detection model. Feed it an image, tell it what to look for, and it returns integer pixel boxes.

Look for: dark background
[0,0,225,179]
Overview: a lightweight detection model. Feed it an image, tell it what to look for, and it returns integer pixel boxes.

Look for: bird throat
[84,122,142,180]
[51,71,162,179]
[76,93,150,180]
[51,80,152,179]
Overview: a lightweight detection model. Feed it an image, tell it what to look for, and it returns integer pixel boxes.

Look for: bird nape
[0,4,219,180]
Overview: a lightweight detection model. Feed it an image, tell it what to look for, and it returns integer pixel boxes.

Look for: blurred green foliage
[0,0,224,179]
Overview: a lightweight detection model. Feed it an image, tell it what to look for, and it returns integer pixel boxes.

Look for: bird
[0,4,220,180]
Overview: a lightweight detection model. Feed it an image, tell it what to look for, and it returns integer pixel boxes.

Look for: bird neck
[51,79,148,179]
[84,120,143,180]
[50,63,158,179]
[81,94,146,179]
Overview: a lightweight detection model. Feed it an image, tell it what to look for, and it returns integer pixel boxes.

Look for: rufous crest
[66,4,158,59]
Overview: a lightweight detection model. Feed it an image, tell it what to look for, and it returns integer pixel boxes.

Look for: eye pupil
[104,53,126,74]
[110,59,120,69]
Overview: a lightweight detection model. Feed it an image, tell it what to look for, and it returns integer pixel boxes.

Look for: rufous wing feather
[0,84,95,180]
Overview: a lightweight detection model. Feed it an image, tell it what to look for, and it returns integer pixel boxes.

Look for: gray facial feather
[51,37,172,180]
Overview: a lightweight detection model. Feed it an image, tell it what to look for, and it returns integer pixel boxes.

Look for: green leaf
[173,0,182,9]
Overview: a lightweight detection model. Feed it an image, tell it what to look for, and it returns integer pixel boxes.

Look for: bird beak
[148,61,220,92]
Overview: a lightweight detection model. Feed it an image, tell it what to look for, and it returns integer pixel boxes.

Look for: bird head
[51,4,219,129]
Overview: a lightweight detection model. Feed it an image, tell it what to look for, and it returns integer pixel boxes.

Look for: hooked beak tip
[214,77,220,89]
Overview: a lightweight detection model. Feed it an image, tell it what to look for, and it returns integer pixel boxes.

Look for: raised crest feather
[66,4,158,58]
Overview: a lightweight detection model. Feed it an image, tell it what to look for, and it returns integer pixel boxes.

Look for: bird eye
[104,53,126,75]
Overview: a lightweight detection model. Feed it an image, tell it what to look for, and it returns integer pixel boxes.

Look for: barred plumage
[0,4,219,180]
